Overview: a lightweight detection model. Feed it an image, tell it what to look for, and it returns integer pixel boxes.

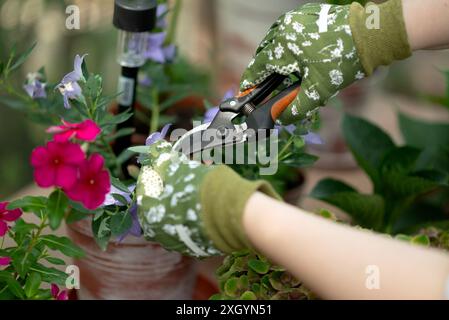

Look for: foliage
[311,112,449,234]
[0,198,83,299]
[326,0,368,5]
[210,249,316,300]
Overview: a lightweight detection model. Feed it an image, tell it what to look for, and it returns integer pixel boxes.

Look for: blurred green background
[0,0,119,197]
[1,0,448,199]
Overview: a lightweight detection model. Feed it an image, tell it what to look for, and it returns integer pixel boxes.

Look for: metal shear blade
[173,116,248,156]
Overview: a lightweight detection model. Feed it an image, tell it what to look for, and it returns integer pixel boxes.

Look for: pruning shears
[173,73,302,156]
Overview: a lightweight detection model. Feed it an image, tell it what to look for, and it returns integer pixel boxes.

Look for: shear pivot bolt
[229,100,237,107]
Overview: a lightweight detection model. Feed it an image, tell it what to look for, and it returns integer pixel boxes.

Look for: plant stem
[278,136,294,160]
[150,87,160,134]
[26,215,47,255]
[164,0,182,46]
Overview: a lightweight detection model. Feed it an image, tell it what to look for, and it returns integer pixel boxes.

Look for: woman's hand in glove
[240,0,411,124]
[136,140,280,257]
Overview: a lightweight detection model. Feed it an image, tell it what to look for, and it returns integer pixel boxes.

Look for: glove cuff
[349,0,412,75]
[200,165,281,254]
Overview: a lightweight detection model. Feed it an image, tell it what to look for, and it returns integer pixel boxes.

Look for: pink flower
[0,202,22,237]
[47,119,101,142]
[65,154,110,210]
[51,284,68,300]
[0,257,11,266]
[31,140,85,189]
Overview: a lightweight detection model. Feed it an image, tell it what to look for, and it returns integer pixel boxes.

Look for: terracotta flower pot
[67,219,197,300]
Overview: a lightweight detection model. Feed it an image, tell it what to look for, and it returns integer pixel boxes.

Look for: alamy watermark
[365,264,381,290]
[65,5,80,30]
[167,121,280,176]
[65,265,80,290]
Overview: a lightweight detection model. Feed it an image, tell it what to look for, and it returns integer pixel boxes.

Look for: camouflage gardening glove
[240,0,411,124]
[136,141,281,258]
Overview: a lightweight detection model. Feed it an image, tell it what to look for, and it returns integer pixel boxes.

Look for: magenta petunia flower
[31,141,85,189]
[51,284,68,300]
[0,256,11,266]
[65,154,111,210]
[46,119,101,142]
[0,202,22,237]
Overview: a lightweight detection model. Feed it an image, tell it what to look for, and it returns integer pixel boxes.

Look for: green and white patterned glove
[136,141,281,258]
[240,0,411,124]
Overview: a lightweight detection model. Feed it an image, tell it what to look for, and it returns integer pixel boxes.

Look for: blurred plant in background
[0,0,119,197]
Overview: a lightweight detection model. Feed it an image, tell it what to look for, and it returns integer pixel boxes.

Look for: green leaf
[68,199,100,214]
[30,263,67,286]
[32,288,52,300]
[41,235,85,258]
[127,146,151,154]
[311,178,384,230]
[110,176,131,193]
[9,42,37,72]
[24,272,42,298]
[318,208,337,221]
[415,146,449,174]
[44,257,66,266]
[117,149,136,166]
[0,273,25,299]
[99,109,133,127]
[47,189,68,230]
[224,277,239,297]
[0,96,28,111]
[66,209,90,224]
[380,147,441,197]
[411,234,430,246]
[111,194,129,206]
[12,219,39,244]
[110,211,132,237]
[310,178,358,198]
[240,291,257,300]
[342,114,395,191]
[248,259,270,274]
[106,127,135,142]
[281,153,318,168]
[7,196,47,213]
[92,215,111,251]
[85,74,102,100]
[11,248,37,278]
[399,112,449,149]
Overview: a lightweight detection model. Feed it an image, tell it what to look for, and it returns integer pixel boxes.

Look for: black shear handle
[246,78,302,130]
[219,74,287,114]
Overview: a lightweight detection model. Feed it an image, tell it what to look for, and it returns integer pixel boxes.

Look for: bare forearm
[403,0,449,50]
[243,192,449,299]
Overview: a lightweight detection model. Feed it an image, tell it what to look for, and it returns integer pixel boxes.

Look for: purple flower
[146,123,172,145]
[203,89,236,123]
[222,89,235,100]
[275,124,324,145]
[117,204,142,242]
[139,75,153,87]
[163,44,177,63]
[144,32,177,64]
[203,107,219,124]
[156,4,168,29]
[57,54,86,109]
[23,73,46,99]
[303,132,324,145]
[103,184,135,207]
